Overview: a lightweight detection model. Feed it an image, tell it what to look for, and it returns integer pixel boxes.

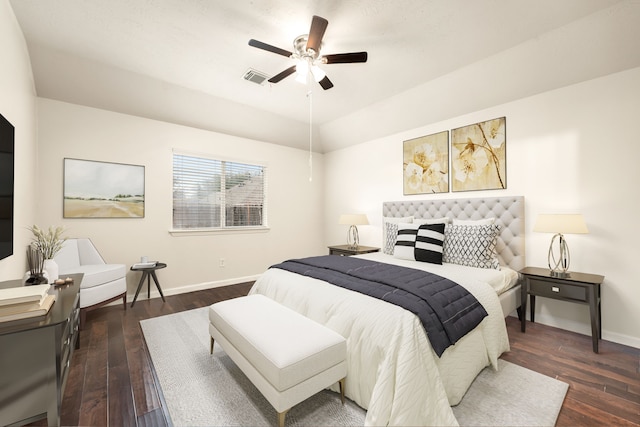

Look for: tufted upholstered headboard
[383,196,525,271]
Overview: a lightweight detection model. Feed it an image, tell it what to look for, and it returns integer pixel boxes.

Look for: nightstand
[328,245,380,256]
[520,266,604,353]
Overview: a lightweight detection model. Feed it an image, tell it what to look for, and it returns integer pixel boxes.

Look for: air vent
[243,69,269,85]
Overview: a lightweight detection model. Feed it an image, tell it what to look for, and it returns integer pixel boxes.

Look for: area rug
[141,307,568,426]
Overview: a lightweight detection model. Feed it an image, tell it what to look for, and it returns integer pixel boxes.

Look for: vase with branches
[28,225,66,282]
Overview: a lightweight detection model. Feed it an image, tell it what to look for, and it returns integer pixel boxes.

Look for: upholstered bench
[209,294,347,427]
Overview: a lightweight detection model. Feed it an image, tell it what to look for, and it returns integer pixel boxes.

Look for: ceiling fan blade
[268,65,297,83]
[318,76,334,90]
[324,52,368,64]
[306,15,328,53]
[248,39,292,58]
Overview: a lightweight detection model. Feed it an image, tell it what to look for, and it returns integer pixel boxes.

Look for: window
[172,153,267,230]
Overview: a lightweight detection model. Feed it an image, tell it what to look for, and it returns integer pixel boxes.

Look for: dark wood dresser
[0,273,82,426]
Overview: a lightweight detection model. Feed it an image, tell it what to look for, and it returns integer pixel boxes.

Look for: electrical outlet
[219,258,225,268]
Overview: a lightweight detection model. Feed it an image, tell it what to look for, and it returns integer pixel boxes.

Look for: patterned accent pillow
[393,223,420,260]
[383,216,414,254]
[384,222,399,255]
[414,223,446,264]
[443,224,501,269]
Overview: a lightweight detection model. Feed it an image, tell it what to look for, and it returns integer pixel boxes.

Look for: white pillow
[452,217,495,226]
[413,217,450,225]
[383,216,414,254]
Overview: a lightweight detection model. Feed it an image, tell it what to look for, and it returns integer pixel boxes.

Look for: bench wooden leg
[339,378,346,405]
[210,336,215,354]
[277,409,289,427]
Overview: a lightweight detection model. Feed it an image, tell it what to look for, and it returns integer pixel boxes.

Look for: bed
[249,196,525,426]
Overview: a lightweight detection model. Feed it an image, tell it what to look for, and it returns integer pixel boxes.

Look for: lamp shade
[533,214,589,234]
[339,214,369,226]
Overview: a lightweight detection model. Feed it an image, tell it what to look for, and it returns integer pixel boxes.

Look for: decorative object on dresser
[403,130,449,195]
[533,213,589,278]
[520,266,604,353]
[28,224,66,283]
[25,246,47,285]
[338,213,369,249]
[0,283,55,322]
[328,244,379,256]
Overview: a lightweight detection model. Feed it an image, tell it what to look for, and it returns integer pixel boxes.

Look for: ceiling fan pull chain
[307,90,313,182]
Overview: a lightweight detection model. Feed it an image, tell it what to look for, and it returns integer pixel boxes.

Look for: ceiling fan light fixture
[311,65,326,82]
[295,58,310,84]
[248,15,368,90]
[295,71,308,84]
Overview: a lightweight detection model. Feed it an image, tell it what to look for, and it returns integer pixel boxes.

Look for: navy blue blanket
[271,256,488,357]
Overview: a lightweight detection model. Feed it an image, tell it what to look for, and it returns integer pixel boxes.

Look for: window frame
[170,150,269,235]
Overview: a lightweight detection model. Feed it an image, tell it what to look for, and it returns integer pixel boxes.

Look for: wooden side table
[130,262,167,307]
[520,266,604,353]
[328,245,380,256]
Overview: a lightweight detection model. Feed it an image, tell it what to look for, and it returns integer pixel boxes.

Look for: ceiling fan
[248,15,368,90]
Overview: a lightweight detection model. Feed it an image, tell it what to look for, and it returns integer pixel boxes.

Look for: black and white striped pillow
[393,223,445,264]
[414,223,446,264]
[393,223,419,260]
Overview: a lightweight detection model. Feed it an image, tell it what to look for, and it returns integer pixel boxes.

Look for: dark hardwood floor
[32,283,639,426]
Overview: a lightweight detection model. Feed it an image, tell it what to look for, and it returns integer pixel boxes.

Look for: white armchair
[54,238,127,328]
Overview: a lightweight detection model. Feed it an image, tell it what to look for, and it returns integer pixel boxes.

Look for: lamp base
[347,225,360,249]
[550,270,571,278]
[548,233,571,278]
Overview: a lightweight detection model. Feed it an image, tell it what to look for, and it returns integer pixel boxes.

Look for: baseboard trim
[112,275,260,307]
[509,313,640,350]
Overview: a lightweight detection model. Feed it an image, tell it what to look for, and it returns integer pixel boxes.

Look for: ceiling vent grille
[243,69,269,85]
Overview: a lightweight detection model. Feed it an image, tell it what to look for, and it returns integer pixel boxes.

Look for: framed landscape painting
[63,158,145,218]
[451,117,506,192]
[403,131,449,195]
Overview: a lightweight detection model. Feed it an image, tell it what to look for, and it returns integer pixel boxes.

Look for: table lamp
[339,214,369,249]
[533,214,589,278]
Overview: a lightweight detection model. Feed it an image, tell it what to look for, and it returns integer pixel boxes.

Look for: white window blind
[172,153,266,229]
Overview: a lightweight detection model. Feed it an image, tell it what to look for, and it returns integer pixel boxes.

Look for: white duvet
[249,254,510,426]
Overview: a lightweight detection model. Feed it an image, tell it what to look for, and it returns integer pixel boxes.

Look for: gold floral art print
[451,117,506,192]
[403,131,449,195]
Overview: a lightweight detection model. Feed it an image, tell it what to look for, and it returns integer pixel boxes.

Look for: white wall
[0,0,38,281]
[324,67,640,348]
[319,1,640,152]
[35,98,325,297]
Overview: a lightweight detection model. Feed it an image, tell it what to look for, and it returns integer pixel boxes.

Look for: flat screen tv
[0,113,15,261]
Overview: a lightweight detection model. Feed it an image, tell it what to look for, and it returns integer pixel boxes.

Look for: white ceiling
[9,0,640,152]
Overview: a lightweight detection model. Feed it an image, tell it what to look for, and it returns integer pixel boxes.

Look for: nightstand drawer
[327,245,380,256]
[529,279,586,302]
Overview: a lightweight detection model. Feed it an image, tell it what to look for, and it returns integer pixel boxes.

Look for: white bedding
[359,252,520,295]
[249,255,511,426]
